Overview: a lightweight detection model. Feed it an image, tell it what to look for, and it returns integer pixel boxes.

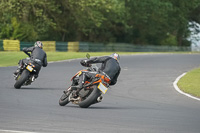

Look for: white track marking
[0,129,39,133]
[173,73,200,101]
[48,58,83,63]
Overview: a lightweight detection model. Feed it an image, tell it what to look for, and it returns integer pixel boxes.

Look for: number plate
[26,65,33,72]
[98,82,108,94]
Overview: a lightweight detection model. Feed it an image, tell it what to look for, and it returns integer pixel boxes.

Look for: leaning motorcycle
[14,59,38,89]
[59,54,111,108]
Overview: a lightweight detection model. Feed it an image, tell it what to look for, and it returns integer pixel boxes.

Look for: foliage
[125,0,174,45]
[0,0,200,46]
[160,34,177,46]
[0,0,60,41]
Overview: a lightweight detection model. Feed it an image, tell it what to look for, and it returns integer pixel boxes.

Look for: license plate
[26,65,33,72]
[98,82,108,94]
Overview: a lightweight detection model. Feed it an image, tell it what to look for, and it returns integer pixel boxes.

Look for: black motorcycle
[14,60,38,89]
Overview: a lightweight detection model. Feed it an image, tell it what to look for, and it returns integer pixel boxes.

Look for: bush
[160,34,177,46]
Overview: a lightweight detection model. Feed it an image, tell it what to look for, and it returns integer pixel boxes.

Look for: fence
[56,42,68,51]
[20,42,34,51]
[3,40,20,51]
[0,40,191,52]
[0,40,3,51]
[79,42,191,52]
[42,41,56,51]
[68,42,79,52]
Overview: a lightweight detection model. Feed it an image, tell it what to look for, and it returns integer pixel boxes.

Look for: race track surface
[0,54,200,133]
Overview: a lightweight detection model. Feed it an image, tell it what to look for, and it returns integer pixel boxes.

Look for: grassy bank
[177,68,200,98]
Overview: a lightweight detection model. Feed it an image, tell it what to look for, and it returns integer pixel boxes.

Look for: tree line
[0,0,200,46]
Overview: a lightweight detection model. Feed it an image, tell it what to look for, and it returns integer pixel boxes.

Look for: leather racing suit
[18,46,48,76]
[86,56,121,85]
[76,56,121,90]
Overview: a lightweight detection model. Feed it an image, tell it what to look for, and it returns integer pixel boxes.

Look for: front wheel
[14,70,30,89]
[59,91,71,106]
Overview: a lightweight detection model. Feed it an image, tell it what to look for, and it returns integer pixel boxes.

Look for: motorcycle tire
[14,70,30,89]
[79,85,101,108]
[59,91,70,106]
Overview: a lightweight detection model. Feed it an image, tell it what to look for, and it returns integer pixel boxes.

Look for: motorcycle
[59,54,111,108]
[14,58,38,89]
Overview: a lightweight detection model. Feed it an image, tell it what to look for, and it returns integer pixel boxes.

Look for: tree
[58,0,128,42]
[0,0,200,46]
[0,0,60,41]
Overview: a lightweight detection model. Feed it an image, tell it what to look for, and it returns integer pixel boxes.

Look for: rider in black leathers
[14,41,48,78]
[72,53,121,90]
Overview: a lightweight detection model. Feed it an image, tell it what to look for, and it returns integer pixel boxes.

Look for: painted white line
[173,73,200,101]
[0,129,39,133]
[48,57,83,64]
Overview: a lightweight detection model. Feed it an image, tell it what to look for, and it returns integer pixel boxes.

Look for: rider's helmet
[34,41,43,49]
[110,53,120,61]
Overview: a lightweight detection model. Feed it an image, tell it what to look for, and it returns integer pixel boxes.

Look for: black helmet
[110,53,120,61]
[34,41,43,49]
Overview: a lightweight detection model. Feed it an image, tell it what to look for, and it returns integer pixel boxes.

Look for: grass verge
[0,51,138,67]
[177,68,200,98]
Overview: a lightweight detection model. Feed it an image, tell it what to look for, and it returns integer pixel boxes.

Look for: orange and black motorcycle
[59,54,111,108]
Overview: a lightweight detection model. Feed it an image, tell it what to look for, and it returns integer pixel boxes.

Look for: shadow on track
[17,87,64,90]
[60,105,134,110]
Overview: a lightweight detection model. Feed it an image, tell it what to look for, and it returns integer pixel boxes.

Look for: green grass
[0,51,138,67]
[177,68,200,98]
[0,52,27,67]
[47,52,117,62]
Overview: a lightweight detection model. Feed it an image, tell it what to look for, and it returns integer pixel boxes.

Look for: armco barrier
[79,42,191,52]
[0,40,3,51]
[20,42,34,50]
[42,41,56,51]
[3,40,20,51]
[79,42,104,52]
[0,40,192,52]
[78,42,89,52]
[56,42,68,51]
[68,42,79,52]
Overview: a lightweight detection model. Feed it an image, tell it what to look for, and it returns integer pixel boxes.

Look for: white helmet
[110,53,120,61]
[34,41,43,49]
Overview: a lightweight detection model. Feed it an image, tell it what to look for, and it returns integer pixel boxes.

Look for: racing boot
[13,69,20,76]
[69,84,83,99]
[71,84,82,90]
[13,66,22,77]
[71,73,85,90]
[31,74,38,82]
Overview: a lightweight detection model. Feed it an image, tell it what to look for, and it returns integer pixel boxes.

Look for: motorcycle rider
[72,53,121,90]
[13,41,48,79]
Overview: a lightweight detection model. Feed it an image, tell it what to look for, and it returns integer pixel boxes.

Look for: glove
[80,60,91,67]
[80,60,87,66]
[22,47,27,51]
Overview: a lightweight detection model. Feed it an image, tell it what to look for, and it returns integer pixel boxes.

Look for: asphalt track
[0,53,200,133]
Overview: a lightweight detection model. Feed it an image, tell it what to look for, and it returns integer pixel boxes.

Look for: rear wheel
[14,70,30,89]
[79,86,101,108]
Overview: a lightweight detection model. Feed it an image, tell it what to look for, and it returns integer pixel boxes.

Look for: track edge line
[173,73,200,101]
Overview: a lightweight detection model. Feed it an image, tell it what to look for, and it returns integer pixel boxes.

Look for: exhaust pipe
[97,96,103,102]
